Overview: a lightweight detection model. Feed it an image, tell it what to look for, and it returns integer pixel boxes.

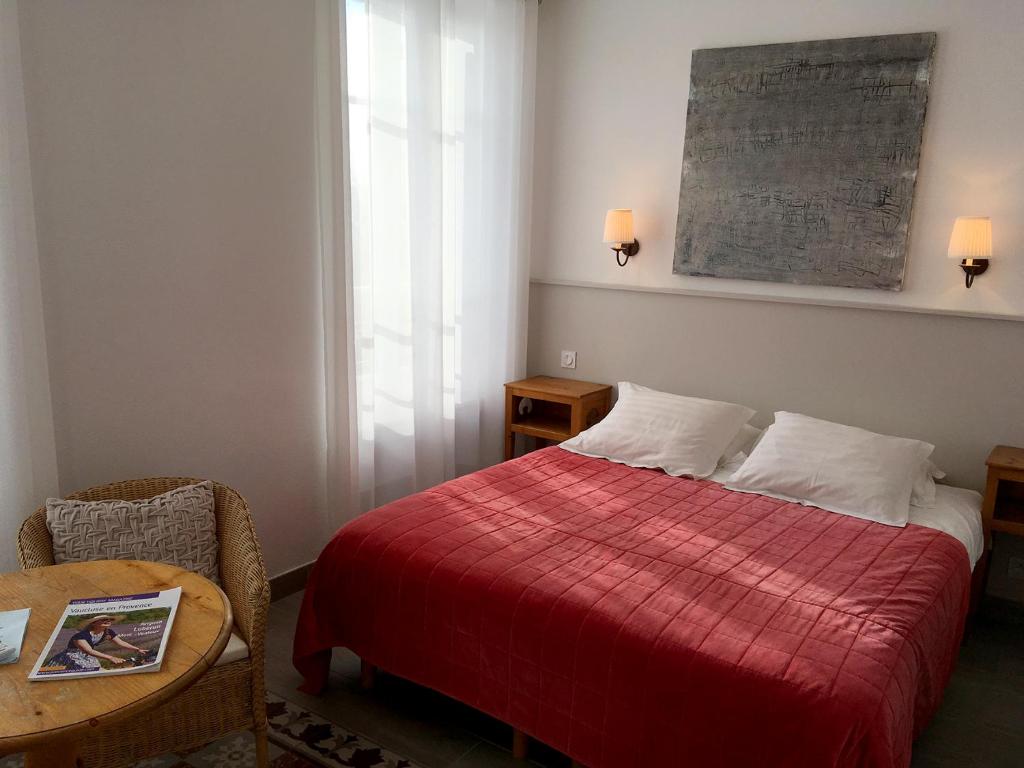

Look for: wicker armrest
[212,485,270,661]
[18,509,55,569]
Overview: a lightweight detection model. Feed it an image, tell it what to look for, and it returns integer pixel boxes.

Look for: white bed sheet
[908,485,984,569]
[710,455,984,569]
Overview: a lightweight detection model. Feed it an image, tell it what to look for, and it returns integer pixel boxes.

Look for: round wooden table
[0,560,232,768]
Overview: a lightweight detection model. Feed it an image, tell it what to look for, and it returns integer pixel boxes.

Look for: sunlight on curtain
[344,0,535,510]
[0,2,59,572]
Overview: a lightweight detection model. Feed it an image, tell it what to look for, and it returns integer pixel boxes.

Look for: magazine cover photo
[37,608,169,674]
[0,608,31,665]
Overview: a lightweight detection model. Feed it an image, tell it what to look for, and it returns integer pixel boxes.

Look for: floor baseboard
[269,561,314,602]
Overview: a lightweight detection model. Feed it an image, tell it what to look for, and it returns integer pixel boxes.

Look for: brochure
[0,608,30,665]
[28,587,181,680]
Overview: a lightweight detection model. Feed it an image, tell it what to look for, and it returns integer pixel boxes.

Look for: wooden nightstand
[504,376,612,461]
[982,445,1024,547]
[973,446,1024,617]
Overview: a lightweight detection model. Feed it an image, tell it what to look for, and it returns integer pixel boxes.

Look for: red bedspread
[294,447,970,768]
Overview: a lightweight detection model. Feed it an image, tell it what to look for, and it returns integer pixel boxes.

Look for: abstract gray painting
[673,33,935,290]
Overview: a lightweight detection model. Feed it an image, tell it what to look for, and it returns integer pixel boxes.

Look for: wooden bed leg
[360,659,376,690]
[512,728,528,760]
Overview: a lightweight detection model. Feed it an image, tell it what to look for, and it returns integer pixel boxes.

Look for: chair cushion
[215,631,250,666]
[46,481,220,582]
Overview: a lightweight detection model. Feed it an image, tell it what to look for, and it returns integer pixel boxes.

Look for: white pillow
[720,424,763,464]
[911,460,946,508]
[726,412,934,527]
[559,382,755,478]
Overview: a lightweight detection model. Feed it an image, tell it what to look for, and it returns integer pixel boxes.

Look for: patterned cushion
[46,482,219,582]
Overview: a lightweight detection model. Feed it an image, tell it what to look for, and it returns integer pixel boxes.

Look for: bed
[293,445,979,768]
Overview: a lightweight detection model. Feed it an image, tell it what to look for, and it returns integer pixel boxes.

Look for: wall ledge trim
[530,278,1024,323]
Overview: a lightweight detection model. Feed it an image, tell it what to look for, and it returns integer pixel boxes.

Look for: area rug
[0,692,420,768]
[264,692,418,768]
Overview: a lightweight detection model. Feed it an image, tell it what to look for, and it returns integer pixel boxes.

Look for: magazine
[0,608,31,665]
[28,587,181,680]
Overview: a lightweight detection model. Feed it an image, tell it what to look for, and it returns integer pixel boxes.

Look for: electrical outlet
[560,350,577,369]
[1009,556,1024,581]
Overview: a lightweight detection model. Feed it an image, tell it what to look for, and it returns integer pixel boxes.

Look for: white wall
[18,0,329,577]
[531,0,1024,319]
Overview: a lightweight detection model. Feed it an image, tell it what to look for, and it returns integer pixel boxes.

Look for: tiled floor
[910,602,1024,768]
[267,593,1024,768]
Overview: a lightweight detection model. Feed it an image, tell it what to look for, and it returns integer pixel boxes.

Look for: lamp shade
[947,217,992,260]
[602,209,634,245]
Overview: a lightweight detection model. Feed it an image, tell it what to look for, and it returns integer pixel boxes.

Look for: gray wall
[528,282,1023,493]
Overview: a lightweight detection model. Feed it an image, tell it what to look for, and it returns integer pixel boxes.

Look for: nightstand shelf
[510,415,574,443]
[991,518,1024,537]
[991,495,1024,528]
[504,376,612,460]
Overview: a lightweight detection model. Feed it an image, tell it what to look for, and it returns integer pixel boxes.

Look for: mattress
[294,446,971,768]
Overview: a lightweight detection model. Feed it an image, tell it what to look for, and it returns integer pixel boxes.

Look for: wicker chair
[17,478,271,768]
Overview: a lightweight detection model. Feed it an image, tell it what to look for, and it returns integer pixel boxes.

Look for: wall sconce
[947,216,992,288]
[602,209,639,267]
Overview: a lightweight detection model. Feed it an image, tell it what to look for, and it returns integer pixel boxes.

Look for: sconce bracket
[960,259,989,288]
[613,239,640,267]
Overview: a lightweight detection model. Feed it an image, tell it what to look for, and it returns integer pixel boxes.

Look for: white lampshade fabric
[947,217,993,260]
[603,209,635,245]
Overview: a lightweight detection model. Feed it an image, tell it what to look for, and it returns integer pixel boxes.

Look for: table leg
[25,739,80,768]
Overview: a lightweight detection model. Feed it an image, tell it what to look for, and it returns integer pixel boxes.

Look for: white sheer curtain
[0,2,58,572]
[324,0,536,513]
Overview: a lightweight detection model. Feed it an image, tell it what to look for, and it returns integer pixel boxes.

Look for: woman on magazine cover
[45,614,147,672]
